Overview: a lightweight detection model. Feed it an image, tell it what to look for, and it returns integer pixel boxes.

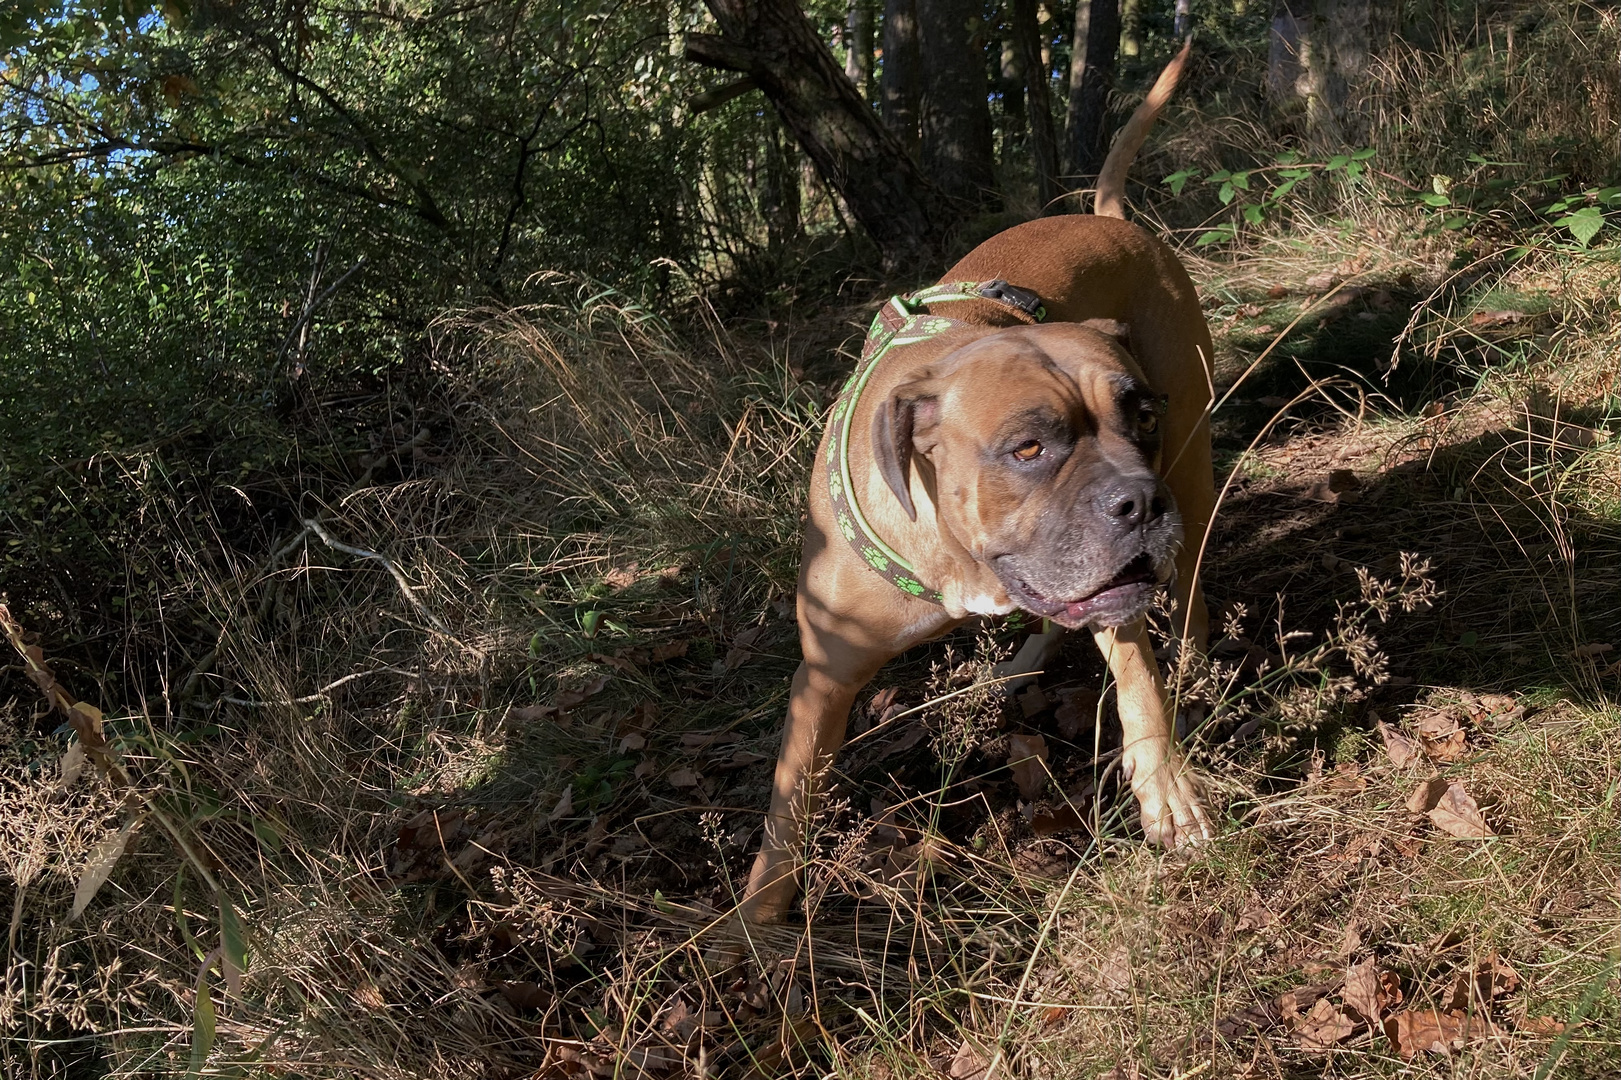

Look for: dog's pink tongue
[1062,598,1096,623]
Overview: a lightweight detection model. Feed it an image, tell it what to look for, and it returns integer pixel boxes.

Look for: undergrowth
[3,214,1617,1077]
[3,5,1620,1076]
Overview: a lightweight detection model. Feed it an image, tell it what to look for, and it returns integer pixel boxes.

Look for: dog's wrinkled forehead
[933,323,1146,433]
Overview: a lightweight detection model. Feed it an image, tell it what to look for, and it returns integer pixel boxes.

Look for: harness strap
[831,279,1048,605]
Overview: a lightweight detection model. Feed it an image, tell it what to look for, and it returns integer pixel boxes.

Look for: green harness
[827,279,1049,605]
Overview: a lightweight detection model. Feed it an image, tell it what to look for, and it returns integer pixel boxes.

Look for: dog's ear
[1079,318,1132,354]
[871,385,940,521]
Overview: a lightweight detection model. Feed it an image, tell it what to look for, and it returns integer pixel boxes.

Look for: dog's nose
[1095,478,1166,532]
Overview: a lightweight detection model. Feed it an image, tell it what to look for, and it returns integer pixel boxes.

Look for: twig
[301,518,450,634]
[220,666,417,708]
[275,255,367,368]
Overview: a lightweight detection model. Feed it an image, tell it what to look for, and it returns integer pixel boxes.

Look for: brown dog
[742,45,1214,924]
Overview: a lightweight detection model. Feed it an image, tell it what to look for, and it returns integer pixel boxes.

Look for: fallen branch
[301,517,450,634]
[220,666,417,708]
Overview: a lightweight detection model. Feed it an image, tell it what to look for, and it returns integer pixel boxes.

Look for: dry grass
[4,150,1620,1080]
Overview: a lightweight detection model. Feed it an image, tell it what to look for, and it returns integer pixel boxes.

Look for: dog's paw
[1122,745,1212,850]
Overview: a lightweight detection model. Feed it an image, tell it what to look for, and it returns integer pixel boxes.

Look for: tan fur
[1095,39,1191,220]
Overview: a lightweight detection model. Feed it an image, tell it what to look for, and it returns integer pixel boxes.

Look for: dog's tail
[1094,39,1191,220]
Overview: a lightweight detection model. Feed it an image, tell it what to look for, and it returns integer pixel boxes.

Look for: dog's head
[871,322,1181,628]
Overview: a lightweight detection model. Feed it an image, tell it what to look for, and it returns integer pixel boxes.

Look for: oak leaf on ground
[1428,781,1494,838]
[1007,733,1050,801]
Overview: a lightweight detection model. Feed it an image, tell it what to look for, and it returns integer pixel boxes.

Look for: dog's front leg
[740,656,863,923]
[1093,618,1212,848]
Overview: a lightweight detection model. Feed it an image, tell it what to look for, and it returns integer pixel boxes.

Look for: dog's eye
[1136,409,1158,436]
[1011,439,1043,461]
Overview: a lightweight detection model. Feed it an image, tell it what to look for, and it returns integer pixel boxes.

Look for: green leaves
[187,974,215,1078]
[1172,149,1376,249]
[1555,206,1606,248]
[219,893,250,995]
[1544,188,1618,248]
[1163,168,1200,196]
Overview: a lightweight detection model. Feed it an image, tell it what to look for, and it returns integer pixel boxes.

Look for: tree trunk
[1267,1,1306,103]
[686,0,945,254]
[762,120,801,255]
[1120,0,1142,58]
[1064,0,1121,184]
[1173,0,1192,39]
[845,1,875,99]
[916,0,998,207]
[1271,1,1393,145]
[879,0,922,156]
[1000,29,1026,139]
[1012,0,1061,211]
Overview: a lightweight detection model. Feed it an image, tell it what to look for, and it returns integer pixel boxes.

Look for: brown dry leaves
[1217,952,1561,1058]
[1006,734,1049,801]
[1378,693,1523,768]
[1406,775,1494,838]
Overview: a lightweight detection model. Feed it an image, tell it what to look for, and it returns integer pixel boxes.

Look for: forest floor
[3,225,1618,1079]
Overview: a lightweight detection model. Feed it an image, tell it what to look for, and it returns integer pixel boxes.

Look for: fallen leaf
[1235,893,1276,932]
[618,732,646,753]
[1342,959,1384,1022]
[1412,707,1468,761]
[948,1037,993,1080]
[1030,803,1084,837]
[722,625,766,671]
[666,768,701,789]
[1216,980,1340,1037]
[680,730,738,750]
[1517,1015,1566,1036]
[59,741,86,787]
[1377,721,1419,767]
[877,723,929,760]
[1305,270,1342,293]
[866,686,900,719]
[554,674,610,711]
[507,703,560,724]
[1406,775,1450,814]
[1017,684,1049,719]
[1281,980,1342,1025]
[1266,284,1289,299]
[1443,953,1519,1010]
[1007,733,1050,801]
[588,651,639,674]
[1383,1008,1499,1058]
[1097,943,1133,996]
[650,640,689,662]
[547,786,574,823]
[497,980,553,1011]
[1573,642,1614,658]
[1326,761,1367,791]
[1340,921,1363,959]
[603,564,638,590]
[1294,996,1360,1048]
[1428,781,1493,838]
[1053,686,1100,740]
[1238,302,1264,318]
[713,750,769,770]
